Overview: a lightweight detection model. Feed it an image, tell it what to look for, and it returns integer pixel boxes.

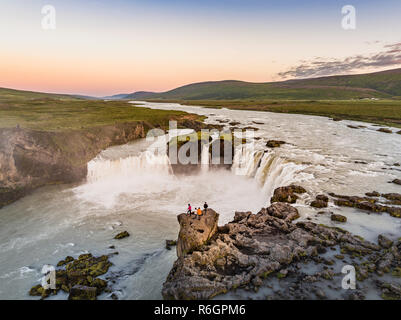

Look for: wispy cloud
[278,42,401,79]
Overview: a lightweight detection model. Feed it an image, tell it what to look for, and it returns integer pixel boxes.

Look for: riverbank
[145,99,401,129]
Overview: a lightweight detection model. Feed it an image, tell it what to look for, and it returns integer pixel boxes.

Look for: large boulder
[176,209,219,257]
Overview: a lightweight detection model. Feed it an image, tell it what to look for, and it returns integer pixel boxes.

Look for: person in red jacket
[187,204,192,215]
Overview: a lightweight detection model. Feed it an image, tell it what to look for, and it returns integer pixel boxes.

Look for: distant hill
[0,87,97,101]
[117,68,401,101]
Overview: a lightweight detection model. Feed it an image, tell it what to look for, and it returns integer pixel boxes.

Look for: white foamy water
[0,101,400,300]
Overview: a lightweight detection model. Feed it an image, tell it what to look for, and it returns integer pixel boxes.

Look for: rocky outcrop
[162,203,401,300]
[270,185,306,204]
[176,209,219,257]
[329,192,401,218]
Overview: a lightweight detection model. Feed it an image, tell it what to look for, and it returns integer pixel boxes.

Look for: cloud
[278,42,401,79]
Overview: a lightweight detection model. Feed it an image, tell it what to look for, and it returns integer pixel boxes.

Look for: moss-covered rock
[68,285,97,300]
[377,128,393,133]
[114,231,130,240]
[29,253,112,300]
[331,214,347,222]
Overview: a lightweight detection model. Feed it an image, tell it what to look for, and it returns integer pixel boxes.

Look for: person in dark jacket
[203,202,208,214]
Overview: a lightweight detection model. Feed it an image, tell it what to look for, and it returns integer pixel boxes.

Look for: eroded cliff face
[0,122,148,208]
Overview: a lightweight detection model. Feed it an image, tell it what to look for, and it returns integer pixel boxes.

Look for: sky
[0,0,401,97]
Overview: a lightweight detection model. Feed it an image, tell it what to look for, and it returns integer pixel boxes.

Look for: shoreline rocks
[162,202,401,300]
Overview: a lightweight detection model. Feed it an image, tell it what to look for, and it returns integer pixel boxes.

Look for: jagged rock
[267,202,300,222]
[331,214,347,222]
[68,285,97,300]
[271,185,306,204]
[176,209,219,257]
[114,231,130,239]
[378,235,393,249]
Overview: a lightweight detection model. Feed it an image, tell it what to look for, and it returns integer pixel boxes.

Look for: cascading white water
[87,150,173,183]
[232,145,307,202]
[200,144,210,173]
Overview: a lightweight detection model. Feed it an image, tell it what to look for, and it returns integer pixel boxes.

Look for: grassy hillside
[123,68,401,101]
[0,87,194,131]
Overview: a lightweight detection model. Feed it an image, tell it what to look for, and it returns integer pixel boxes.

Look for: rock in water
[114,231,130,239]
[392,179,401,186]
[270,185,307,204]
[266,140,286,148]
[331,214,347,222]
[68,285,97,300]
[176,209,219,257]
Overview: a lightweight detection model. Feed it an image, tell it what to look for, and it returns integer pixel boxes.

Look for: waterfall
[87,149,173,183]
[232,146,307,202]
[200,144,210,173]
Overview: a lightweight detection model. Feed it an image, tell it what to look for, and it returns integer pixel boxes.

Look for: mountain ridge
[116,68,401,101]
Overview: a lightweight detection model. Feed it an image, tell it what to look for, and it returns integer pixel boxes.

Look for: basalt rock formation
[162,202,401,300]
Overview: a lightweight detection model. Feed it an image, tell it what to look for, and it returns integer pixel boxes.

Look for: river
[0,101,400,299]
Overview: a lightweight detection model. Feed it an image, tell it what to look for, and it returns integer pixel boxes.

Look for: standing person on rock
[204,202,208,214]
[187,204,192,215]
[197,207,202,220]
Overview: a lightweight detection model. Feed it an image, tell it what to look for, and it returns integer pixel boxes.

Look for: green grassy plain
[0,88,192,131]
